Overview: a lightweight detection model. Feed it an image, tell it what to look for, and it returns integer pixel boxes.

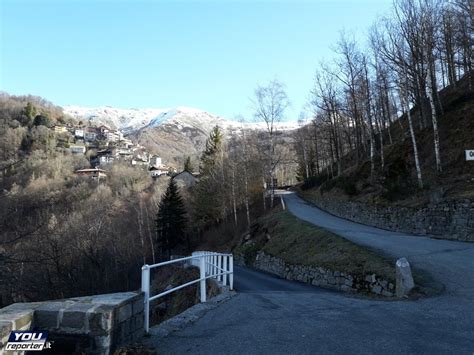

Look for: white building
[70,145,86,154]
[106,132,120,142]
[149,166,167,178]
[150,155,162,167]
[99,155,115,165]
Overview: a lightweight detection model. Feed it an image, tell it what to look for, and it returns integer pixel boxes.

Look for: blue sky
[1,0,392,120]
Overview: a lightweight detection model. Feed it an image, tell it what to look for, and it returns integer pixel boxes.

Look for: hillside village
[54,123,177,179]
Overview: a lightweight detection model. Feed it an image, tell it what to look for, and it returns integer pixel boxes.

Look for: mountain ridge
[63,105,300,133]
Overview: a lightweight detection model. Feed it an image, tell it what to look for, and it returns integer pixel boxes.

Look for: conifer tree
[200,126,223,174]
[193,126,226,227]
[155,179,187,258]
[24,102,36,120]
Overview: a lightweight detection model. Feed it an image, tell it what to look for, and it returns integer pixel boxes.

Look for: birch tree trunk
[426,60,442,172]
[231,169,237,226]
[403,62,423,189]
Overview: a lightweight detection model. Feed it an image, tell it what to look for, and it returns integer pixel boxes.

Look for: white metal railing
[141,251,233,332]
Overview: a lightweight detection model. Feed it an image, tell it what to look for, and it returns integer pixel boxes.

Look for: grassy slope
[236,209,395,282]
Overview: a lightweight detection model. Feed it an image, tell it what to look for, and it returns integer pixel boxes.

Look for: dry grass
[149,265,220,326]
[237,209,395,282]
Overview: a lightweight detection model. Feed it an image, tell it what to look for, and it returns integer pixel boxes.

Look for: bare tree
[252,79,289,208]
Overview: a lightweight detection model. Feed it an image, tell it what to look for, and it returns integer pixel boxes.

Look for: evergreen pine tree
[192,125,226,228]
[20,102,36,126]
[25,102,36,120]
[155,179,187,258]
[200,126,223,174]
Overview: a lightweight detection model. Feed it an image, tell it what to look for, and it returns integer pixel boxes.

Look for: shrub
[301,173,330,190]
[380,157,413,201]
[321,176,358,196]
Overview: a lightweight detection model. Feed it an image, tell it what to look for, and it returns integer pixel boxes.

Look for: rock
[395,257,415,297]
[365,274,376,283]
[371,285,382,295]
[382,291,394,297]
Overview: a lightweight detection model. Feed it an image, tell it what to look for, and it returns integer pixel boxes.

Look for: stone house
[75,167,107,180]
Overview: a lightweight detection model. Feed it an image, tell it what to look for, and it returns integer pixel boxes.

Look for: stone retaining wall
[0,292,144,354]
[253,252,395,297]
[307,194,474,242]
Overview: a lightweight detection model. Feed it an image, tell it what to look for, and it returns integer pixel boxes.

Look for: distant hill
[64,105,299,167]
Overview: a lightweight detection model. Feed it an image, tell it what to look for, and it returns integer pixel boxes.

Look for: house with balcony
[75,167,107,180]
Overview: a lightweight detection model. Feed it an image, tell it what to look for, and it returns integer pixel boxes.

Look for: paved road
[151,193,474,354]
[283,192,474,298]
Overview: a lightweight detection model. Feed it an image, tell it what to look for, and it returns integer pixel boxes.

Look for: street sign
[466,150,474,161]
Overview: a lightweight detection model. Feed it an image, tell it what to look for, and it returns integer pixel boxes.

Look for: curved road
[151,193,474,354]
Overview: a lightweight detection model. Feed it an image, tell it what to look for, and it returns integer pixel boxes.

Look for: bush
[33,114,52,127]
[321,176,358,196]
[301,173,329,190]
[380,157,413,201]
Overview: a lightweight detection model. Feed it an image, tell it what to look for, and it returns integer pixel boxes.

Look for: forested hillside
[0,94,168,306]
[294,0,473,206]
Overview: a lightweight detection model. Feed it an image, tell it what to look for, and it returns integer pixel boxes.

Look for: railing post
[229,255,234,290]
[199,256,206,302]
[223,255,228,286]
[141,264,150,333]
[212,254,216,278]
[217,254,222,282]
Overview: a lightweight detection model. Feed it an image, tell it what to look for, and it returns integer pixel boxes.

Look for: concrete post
[141,264,150,333]
[223,255,228,286]
[217,255,222,282]
[396,257,415,297]
[229,255,234,290]
[212,254,216,278]
[200,257,207,302]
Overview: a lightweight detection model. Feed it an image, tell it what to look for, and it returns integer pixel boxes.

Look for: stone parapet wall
[0,292,144,354]
[253,252,395,297]
[307,194,474,242]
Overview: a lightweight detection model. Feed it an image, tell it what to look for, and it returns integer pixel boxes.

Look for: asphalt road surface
[151,192,474,354]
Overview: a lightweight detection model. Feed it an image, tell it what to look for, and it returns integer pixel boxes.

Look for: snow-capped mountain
[63,105,299,133]
[63,105,170,132]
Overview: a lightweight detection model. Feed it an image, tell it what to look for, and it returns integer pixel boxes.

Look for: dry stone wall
[0,292,144,354]
[253,252,395,297]
[308,195,474,242]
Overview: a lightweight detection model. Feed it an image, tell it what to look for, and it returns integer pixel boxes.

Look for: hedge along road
[148,192,474,354]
